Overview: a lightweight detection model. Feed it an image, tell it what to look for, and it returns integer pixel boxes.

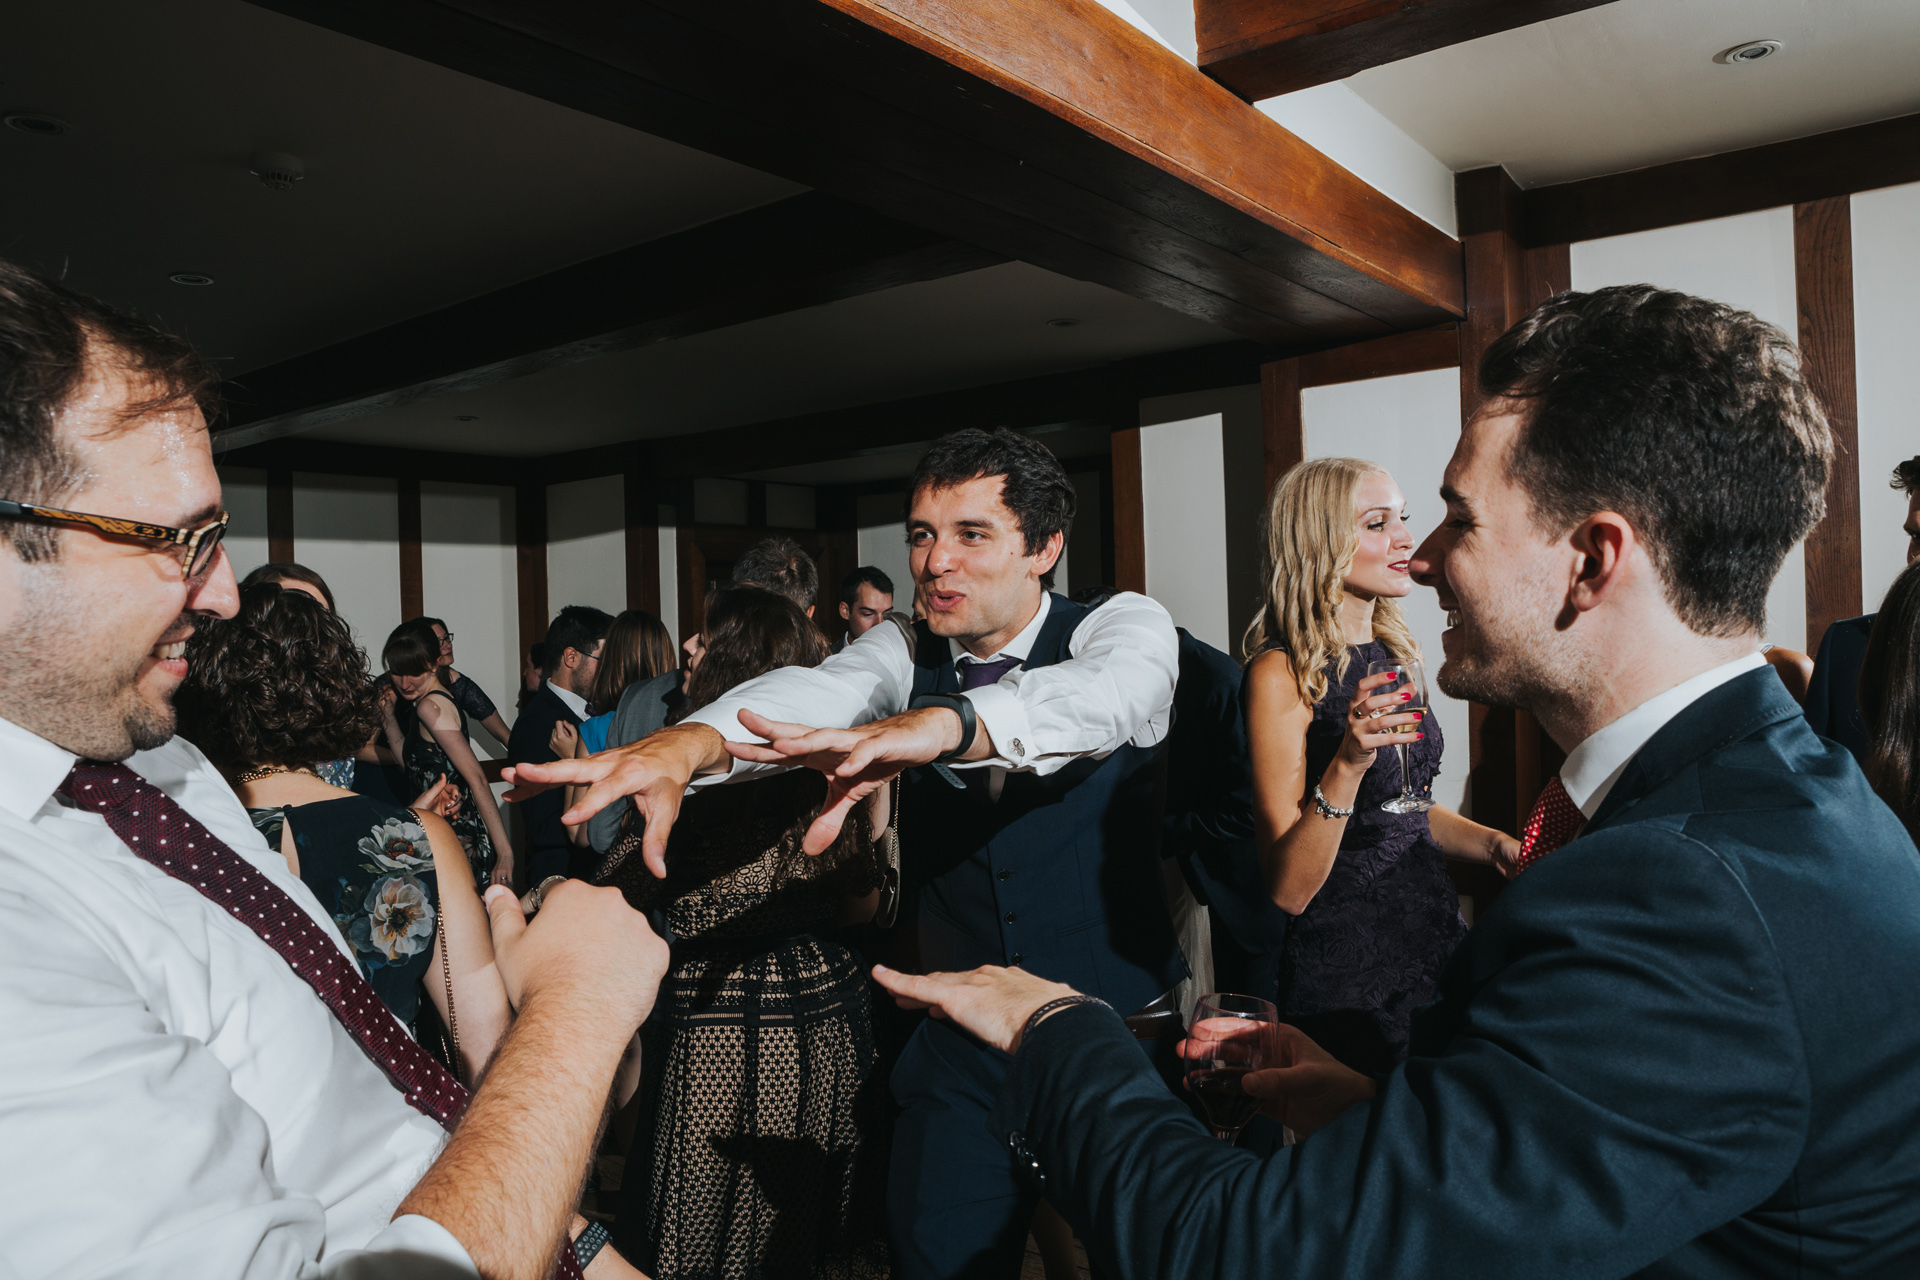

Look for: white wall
[657,505,680,640]
[856,492,913,611]
[1257,83,1458,236]
[1851,180,1920,614]
[421,482,518,764]
[217,466,270,580]
[292,474,401,664]
[1301,368,1469,812]
[1571,207,1809,650]
[546,475,625,617]
[1139,414,1232,651]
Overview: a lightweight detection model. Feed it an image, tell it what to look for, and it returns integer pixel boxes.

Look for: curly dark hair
[674,585,829,720]
[175,582,379,777]
[906,427,1074,590]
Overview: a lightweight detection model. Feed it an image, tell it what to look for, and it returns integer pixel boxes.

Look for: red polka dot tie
[1515,775,1583,873]
[61,762,588,1279]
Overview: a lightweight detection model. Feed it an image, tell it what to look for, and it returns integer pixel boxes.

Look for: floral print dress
[250,795,442,1026]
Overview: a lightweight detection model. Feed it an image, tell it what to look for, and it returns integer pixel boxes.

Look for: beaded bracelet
[1019,994,1112,1049]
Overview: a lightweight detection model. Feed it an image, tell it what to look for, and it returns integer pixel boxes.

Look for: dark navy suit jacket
[991,669,1920,1277]
[507,684,580,870]
[1804,613,1874,765]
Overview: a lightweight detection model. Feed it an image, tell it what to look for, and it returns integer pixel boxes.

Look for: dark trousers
[888,1018,1035,1280]
[528,842,571,887]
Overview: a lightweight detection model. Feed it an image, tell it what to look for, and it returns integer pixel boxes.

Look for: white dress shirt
[0,717,475,1279]
[686,590,1179,784]
[1559,652,1768,819]
[547,679,589,722]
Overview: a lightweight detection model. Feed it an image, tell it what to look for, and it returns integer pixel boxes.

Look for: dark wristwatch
[909,692,977,762]
[573,1220,610,1269]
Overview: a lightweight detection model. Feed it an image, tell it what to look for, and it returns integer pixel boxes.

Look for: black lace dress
[1274,640,1467,1076]
[601,769,889,1280]
[402,688,494,885]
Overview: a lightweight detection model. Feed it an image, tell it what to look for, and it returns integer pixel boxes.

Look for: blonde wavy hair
[1241,456,1420,707]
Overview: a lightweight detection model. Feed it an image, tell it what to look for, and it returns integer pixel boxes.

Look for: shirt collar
[948,591,1052,668]
[1560,651,1768,819]
[0,715,81,822]
[548,680,589,720]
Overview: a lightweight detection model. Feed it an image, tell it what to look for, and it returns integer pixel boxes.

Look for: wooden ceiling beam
[213,191,1001,449]
[1197,0,1621,101]
[247,0,1462,352]
[1519,111,1920,247]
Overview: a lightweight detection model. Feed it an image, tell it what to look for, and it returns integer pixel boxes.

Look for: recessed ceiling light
[454,414,480,422]
[1045,317,1079,328]
[249,151,305,190]
[168,272,215,287]
[1714,39,1783,65]
[4,112,70,137]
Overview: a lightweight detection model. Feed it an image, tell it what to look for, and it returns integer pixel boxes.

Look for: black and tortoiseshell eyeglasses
[0,499,230,579]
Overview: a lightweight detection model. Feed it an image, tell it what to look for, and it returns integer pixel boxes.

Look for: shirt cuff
[321,1214,478,1278]
[962,683,1034,769]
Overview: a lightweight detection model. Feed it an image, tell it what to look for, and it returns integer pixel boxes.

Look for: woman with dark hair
[1859,560,1920,840]
[381,622,515,887]
[603,586,888,1280]
[175,583,510,1081]
[408,614,512,750]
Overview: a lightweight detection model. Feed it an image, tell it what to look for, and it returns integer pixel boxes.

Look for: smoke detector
[1714,39,1783,65]
[249,151,305,190]
[4,112,70,137]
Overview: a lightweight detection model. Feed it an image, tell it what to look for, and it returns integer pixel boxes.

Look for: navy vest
[898,594,1187,1016]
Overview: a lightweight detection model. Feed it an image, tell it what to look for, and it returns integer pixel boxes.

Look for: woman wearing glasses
[407,615,512,751]
[381,621,515,888]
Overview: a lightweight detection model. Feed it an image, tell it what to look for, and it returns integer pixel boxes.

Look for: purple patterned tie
[60,761,588,1280]
[956,656,1021,796]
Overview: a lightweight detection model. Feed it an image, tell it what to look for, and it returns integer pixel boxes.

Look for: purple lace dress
[1274,640,1467,1076]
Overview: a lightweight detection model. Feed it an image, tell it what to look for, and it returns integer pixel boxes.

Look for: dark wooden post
[1260,356,1303,499]
[624,461,661,615]
[515,483,549,668]
[1795,196,1863,652]
[1110,427,1147,595]
[266,468,294,563]
[397,477,423,620]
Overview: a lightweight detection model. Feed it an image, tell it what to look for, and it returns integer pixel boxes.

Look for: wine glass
[1185,993,1278,1144]
[1367,657,1435,814]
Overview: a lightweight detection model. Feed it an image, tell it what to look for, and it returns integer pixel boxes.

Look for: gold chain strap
[436,903,460,1082]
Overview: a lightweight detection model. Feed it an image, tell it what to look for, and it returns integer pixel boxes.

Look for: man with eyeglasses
[509,604,613,888]
[0,260,667,1277]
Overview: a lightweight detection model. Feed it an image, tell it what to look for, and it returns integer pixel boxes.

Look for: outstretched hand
[1176,1022,1376,1138]
[503,723,729,880]
[726,706,971,855]
[870,964,1078,1055]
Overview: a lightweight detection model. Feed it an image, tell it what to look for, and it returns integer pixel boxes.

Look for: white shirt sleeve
[682,594,1179,781]
[682,618,916,782]
[0,880,479,1280]
[962,591,1178,773]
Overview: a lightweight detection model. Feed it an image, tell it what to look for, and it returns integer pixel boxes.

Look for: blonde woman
[1244,457,1518,1075]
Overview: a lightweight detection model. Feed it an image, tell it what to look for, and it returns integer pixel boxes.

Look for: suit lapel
[1586,667,1802,833]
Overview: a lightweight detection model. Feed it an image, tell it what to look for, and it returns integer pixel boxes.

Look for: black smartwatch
[909,692,977,762]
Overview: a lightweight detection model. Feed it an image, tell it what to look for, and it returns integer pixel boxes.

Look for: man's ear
[1566,512,1635,615]
[1031,530,1064,578]
[839,601,851,621]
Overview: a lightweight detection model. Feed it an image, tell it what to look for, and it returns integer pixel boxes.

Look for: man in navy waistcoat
[517,428,1184,1279]
[874,286,1920,1278]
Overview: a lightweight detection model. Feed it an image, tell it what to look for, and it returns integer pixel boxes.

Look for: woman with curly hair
[1245,457,1518,1075]
[604,585,889,1280]
[175,583,510,1081]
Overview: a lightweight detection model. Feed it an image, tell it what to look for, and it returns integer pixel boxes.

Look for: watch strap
[909,692,977,762]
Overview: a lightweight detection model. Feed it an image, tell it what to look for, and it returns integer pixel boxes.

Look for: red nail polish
[1416,732,1426,739]
[1400,692,1412,701]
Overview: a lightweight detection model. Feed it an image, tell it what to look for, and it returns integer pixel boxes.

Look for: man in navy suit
[508,604,611,886]
[877,285,1920,1277]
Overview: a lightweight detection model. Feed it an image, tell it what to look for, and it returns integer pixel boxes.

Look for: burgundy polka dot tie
[1515,775,1583,873]
[62,762,588,1279]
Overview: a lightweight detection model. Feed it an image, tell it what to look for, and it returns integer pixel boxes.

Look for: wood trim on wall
[397,477,423,620]
[624,468,661,615]
[1298,325,1459,389]
[266,468,294,563]
[1259,357,1303,499]
[1795,195,1863,652]
[514,483,548,669]
[1109,426,1147,595]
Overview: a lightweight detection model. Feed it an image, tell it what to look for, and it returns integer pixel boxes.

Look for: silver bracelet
[1019,995,1111,1049]
[1312,785,1354,819]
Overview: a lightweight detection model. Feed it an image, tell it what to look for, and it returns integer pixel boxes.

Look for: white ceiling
[298,261,1230,457]
[0,0,802,374]
[1345,0,1920,187]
